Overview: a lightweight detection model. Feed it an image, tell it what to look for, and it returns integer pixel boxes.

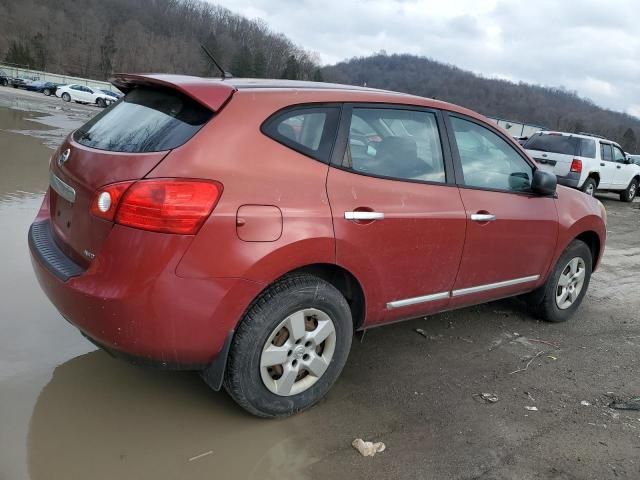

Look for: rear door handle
[617,165,622,169]
[470,213,496,222]
[600,163,605,166]
[344,211,384,221]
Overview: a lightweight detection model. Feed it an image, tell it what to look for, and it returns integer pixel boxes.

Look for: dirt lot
[0,86,638,480]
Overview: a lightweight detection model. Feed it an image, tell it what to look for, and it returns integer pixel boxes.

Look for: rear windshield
[524,134,578,156]
[73,87,213,153]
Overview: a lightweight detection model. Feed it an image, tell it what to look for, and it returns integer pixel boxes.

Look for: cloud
[211,0,640,114]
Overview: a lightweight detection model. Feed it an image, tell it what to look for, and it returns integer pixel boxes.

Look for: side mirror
[531,169,557,196]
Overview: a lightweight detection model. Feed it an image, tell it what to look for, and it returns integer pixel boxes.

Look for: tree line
[322,53,640,152]
[1,1,637,150]
[0,0,322,81]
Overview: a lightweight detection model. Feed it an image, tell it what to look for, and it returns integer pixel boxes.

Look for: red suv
[29,75,606,417]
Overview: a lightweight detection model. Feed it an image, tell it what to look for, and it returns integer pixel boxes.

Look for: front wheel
[526,240,592,322]
[62,92,71,102]
[620,178,638,202]
[581,177,597,197]
[43,88,51,96]
[96,97,106,108]
[213,274,353,417]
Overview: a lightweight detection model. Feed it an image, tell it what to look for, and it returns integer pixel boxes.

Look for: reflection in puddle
[27,352,320,480]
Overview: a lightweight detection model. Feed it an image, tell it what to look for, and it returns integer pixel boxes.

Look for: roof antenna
[200,45,233,80]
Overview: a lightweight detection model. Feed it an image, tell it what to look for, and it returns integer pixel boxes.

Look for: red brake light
[570,159,582,173]
[115,179,223,234]
[90,181,134,221]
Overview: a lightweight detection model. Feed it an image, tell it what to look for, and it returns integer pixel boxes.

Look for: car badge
[58,148,70,167]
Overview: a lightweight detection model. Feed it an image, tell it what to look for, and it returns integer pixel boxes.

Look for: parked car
[99,88,122,101]
[24,80,61,96]
[627,154,640,167]
[524,131,640,202]
[29,75,606,417]
[56,84,114,107]
[0,69,12,87]
[10,77,29,89]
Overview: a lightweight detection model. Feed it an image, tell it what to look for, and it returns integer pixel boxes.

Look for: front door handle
[470,213,496,222]
[345,211,384,221]
[617,165,621,169]
[600,163,605,166]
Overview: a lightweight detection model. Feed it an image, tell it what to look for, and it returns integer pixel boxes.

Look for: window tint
[524,133,578,155]
[345,108,445,183]
[613,146,626,163]
[451,116,533,192]
[579,138,596,158]
[600,143,613,161]
[262,106,340,163]
[74,87,213,153]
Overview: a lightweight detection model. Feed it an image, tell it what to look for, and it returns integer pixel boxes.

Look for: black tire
[526,240,592,322]
[0,78,7,87]
[43,88,51,96]
[620,178,638,202]
[214,274,353,417]
[581,177,597,197]
[96,97,106,108]
[62,92,71,102]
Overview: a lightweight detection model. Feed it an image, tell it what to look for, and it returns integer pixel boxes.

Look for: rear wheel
[526,240,592,322]
[0,78,7,87]
[581,177,597,197]
[43,88,51,96]
[96,97,106,108]
[62,92,71,102]
[215,274,353,417]
[620,178,638,202]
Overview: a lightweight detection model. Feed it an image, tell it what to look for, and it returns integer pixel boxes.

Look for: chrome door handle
[470,213,496,222]
[344,211,385,221]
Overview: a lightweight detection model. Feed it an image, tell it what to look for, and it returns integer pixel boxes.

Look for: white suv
[524,131,640,202]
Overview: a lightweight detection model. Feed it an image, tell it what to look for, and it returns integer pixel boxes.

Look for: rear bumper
[29,219,263,368]
[556,171,581,188]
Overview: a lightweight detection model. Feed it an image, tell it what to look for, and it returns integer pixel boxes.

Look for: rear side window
[74,87,213,153]
[579,138,596,158]
[600,143,613,161]
[344,107,446,183]
[262,106,340,163]
[524,134,578,155]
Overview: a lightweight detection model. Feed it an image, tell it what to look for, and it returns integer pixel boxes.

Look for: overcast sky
[212,0,640,116]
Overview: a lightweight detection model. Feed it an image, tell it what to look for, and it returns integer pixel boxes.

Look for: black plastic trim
[29,220,85,281]
[200,330,235,390]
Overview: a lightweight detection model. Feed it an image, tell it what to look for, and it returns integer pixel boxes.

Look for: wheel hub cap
[260,308,337,397]
[555,257,586,310]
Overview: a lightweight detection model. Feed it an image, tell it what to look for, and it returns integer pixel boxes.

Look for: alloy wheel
[260,308,336,396]
[555,257,586,309]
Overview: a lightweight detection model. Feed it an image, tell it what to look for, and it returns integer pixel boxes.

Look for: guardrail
[0,63,120,92]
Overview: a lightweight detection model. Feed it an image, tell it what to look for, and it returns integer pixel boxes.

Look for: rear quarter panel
[148,90,336,282]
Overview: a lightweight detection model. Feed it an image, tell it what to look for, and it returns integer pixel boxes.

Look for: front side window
[600,143,613,161]
[262,106,340,163]
[345,108,446,183]
[613,146,626,163]
[451,116,533,192]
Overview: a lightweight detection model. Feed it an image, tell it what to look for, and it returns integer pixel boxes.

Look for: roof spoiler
[109,74,236,111]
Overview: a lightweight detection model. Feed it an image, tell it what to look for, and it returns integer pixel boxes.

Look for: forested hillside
[1,1,638,149]
[0,0,322,81]
[323,54,640,151]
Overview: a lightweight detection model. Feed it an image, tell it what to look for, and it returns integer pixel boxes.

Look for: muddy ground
[0,86,638,480]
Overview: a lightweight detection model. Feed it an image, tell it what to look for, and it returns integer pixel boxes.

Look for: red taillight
[91,179,223,234]
[90,181,134,221]
[570,159,582,173]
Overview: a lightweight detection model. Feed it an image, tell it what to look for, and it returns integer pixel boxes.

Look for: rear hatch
[524,133,582,176]
[48,76,235,266]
